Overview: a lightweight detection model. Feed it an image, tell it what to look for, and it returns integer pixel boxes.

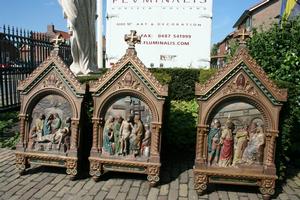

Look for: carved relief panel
[194,48,287,200]
[15,49,86,179]
[89,31,168,186]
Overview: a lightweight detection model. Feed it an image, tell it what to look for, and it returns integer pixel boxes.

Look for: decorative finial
[124,30,141,49]
[51,34,65,49]
[236,28,250,45]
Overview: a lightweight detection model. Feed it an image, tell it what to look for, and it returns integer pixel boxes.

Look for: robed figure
[59,0,97,75]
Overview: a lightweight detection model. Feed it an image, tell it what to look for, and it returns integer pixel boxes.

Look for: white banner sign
[106,0,213,68]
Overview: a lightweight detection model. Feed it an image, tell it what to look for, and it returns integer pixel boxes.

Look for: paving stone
[288,194,300,200]
[208,192,219,200]
[170,179,179,189]
[15,181,38,195]
[51,179,69,192]
[159,184,169,196]
[51,174,67,184]
[147,187,159,200]
[33,184,54,198]
[88,181,105,195]
[247,192,259,200]
[127,187,139,200]
[106,185,121,199]
[120,180,132,193]
[227,191,239,200]
[94,191,107,200]
[278,193,290,200]
[217,191,229,200]
[188,189,198,200]
[115,192,127,200]
[0,178,23,191]
[20,188,39,200]
[56,186,71,197]
[101,179,115,191]
[179,184,188,197]
[179,171,188,183]
[157,196,168,200]
[136,196,147,200]
[132,180,142,187]
[43,191,56,200]
[69,181,85,194]
[168,189,178,200]
[1,185,22,199]
[178,198,188,200]
[82,179,95,191]
[114,179,124,186]
[139,181,150,196]
[282,184,296,194]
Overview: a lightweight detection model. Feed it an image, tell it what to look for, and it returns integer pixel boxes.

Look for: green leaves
[247,16,300,178]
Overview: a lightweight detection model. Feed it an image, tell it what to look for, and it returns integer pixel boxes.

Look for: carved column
[195,125,208,166]
[17,114,27,150]
[91,117,100,152]
[98,118,104,153]
[70,118,80,150]
[150,122,161,162]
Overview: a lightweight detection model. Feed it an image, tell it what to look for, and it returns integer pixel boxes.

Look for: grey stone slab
[136,196,147,200]
[217,191,229,200]
[179,170,188,184]
[51,174,67,184]
[139,181,151,196]
[69,181,85,194]
[127,187,139,200]
[94,191,107,200]
[282,184,296,194]
[179,184,188,197]
[51,179,69,192]
[42,191,57,200]
[227,191,239,200]
[168,189,178,200]
[1,185,22,199]
[55,186,71,197]
[132,180,142,187]
[160,184,169,196]
[115,192,127,200]
[120,180,132,193]
[101,179,115,191]
[33,184,54,198]
[157,196,168,200]
[170,179,179,190]
[106,185,121,199]
[188,189,198,200]
[88,181,105,195]
[19,188,39,200]
[278,193,290,200]
[83,179,96,191]
[208,192,219,200]
[147,187,159,200]
[114,179,124,186]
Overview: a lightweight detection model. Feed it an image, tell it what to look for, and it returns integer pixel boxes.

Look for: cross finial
[237,28,250,45]
[124,30,141,49]
[51,34,65,48]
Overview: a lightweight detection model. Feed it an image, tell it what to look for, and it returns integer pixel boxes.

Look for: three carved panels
[16,47,287,199]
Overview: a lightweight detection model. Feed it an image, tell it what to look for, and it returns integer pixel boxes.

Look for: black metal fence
[0,25,71,111]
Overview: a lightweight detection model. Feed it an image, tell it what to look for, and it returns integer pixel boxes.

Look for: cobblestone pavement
[0,148,300,200]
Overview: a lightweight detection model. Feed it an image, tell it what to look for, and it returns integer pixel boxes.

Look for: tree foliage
[247,17,300,178]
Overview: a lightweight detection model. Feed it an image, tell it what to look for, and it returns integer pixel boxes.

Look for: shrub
[247,17,300,178]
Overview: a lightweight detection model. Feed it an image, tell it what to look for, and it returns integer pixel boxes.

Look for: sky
[0,0,261,44]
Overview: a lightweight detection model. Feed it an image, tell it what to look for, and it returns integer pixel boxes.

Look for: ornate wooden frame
[89,36,168,186]
[194,48,287,200]
[16,48,86,179]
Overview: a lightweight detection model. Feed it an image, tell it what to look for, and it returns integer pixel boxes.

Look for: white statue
[58,0,97,75]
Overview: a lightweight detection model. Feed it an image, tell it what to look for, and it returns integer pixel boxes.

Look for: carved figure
[43,114,54,136]
[133,115,144,157]
[141,124,151,157]
[218,119,235,167]
[233,121,249,165]
[119,116,133,155]
[52,117,71,151]
[58,0,97,75]
[51,113,62,134]
[113,116,123,155]
[103,116,115,155]
[207,119,222,166]
[242,123,265,165]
